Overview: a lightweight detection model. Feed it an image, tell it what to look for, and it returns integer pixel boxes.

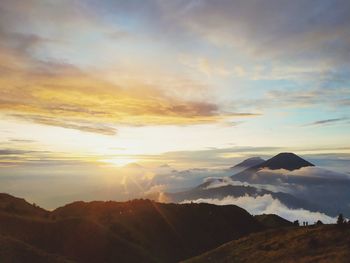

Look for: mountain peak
[259,152,314,171]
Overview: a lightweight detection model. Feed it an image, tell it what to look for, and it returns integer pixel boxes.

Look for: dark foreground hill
[183,225,350,263]
[0,193,47,217]
[0,235,73,263]
[0,193,263,263]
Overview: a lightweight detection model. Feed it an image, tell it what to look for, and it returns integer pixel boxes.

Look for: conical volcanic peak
[259,152,314,171]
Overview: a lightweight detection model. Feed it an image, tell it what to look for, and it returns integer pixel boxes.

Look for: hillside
[0,193,263,263]
[52,199,263,262]
[0,193,47,217]
[231,157,265,169]
[0,235,73,263]
[183,225,350,263]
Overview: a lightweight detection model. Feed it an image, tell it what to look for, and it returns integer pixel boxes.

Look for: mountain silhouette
[2,193,348,263]
[165,153,325,216]
[256,152,314,171]
[231,152,315,182]
[0,193,47,218]
[0,193,263,263]
[230,157,265,170]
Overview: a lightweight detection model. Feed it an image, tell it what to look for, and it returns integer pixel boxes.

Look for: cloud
[8,139,36,143]
[183,0,350,65]
[1,0,349,133]
[94,0,350,112]
[9,114,118,136]
[241,87,350,112]
[0,0,263,134]
[182,194,336,224]
[0,149,34,155]
[203,176,291,193]
[257,166,350,180]
[93,0,350,68]
[0,43,256,133]
[303,118,348,127]
[0,25,263,134]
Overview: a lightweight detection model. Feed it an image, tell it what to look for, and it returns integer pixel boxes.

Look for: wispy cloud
[9,114,118,136]
[0,29,258,134]
[303,118,348,127]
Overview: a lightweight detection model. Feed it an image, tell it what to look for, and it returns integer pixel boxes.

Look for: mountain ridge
[0,193,263,263]
[230,157,265,170]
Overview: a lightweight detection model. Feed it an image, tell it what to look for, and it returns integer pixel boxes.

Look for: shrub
[337,214,345,225]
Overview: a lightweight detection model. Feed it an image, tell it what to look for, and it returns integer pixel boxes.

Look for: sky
[1,0,350,207]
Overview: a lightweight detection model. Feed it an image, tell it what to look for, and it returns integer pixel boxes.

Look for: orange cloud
[0,40,258,134]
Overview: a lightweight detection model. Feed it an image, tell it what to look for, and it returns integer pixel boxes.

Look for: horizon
[1,0,350,222]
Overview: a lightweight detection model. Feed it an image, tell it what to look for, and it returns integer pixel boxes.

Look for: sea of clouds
[182,194,336,224]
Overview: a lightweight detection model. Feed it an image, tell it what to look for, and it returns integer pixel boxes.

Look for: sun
[102,157,138,167]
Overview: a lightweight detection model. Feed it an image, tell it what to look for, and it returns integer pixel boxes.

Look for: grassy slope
[184,225,350,263]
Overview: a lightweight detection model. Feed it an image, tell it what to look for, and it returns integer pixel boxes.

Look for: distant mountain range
[232,152,314,182]
[166,182,321,213]
[166,152,350,217]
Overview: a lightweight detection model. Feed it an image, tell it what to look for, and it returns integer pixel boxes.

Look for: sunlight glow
[102,158,138,167]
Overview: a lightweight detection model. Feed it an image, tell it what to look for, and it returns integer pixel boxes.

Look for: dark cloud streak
[303,117,348,127]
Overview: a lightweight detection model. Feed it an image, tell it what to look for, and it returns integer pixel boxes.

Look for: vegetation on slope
[184,225,350,263]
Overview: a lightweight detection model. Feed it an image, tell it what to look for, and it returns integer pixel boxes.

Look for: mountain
[51,200,263,262]
[227,153,350,217]
[0,205,153,263]
[256,152,314,171]
[165,153,330,217]
[230,157,265,171]
[183,225,350,263]
[0,193,263,263]
[231,152,315,183]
